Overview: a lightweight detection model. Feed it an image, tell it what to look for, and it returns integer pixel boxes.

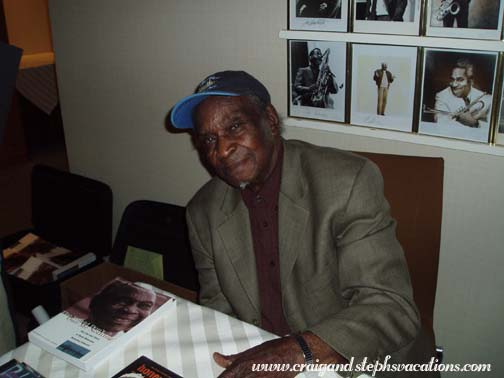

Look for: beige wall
[49,1,504,376]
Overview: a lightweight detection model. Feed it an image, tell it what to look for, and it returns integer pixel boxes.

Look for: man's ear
[265,104,280,136]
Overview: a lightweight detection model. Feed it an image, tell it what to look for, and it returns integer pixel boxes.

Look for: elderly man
[171,71,434,377]
[434,59,491,128]
[87,279,157,336]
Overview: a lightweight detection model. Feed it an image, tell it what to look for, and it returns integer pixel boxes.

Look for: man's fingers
[213,352,234,368]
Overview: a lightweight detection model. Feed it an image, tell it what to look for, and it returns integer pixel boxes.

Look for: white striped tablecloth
[0,295,357,378]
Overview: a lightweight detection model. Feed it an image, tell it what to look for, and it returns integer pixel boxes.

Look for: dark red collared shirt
[241,145,290,336]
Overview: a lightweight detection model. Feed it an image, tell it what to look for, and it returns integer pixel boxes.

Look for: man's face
[94,285,156,333]
[194,96,280,191]
[449,67,471,98]
[382,63,387,70]
[309,49,323,66]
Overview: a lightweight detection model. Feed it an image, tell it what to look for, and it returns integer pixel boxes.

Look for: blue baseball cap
[170,70,271,129]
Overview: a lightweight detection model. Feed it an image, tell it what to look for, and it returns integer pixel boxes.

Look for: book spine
[51,253,96,281]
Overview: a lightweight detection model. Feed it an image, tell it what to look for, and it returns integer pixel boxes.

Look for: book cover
[3,233,96,285]
[0,359,45,377]
[28,277,176,371]
[111,355,182,378]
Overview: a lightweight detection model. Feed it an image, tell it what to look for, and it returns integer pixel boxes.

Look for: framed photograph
[495,84,504,145]
[419,48,498,143]
[353,0,421,35]
[425,0,504,40]
[289,0,349,32]
[289,40,347,122]
[350,44,418,132]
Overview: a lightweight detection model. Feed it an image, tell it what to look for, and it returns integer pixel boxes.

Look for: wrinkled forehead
[109,284,155,301]
[193,95,259,132]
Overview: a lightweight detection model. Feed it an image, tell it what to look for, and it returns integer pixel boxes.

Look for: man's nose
[216,137,236,159]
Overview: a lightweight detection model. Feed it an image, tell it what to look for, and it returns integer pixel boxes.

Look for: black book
[111,356,182,378]
[0,359,45,378]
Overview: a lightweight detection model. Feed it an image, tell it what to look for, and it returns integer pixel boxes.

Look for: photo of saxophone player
[293,47,341,108]
[437,0,470,28]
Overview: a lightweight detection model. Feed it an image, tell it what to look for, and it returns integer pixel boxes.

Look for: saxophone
[435,0,461,21]
[311,48,332,108]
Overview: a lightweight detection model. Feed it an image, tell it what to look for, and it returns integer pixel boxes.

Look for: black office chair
[2,164,113,317]
[110,200,199,292]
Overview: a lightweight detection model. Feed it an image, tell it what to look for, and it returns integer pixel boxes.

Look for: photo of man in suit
[365,0,408,21]
[373,63,395,116]
[293,47,340,108]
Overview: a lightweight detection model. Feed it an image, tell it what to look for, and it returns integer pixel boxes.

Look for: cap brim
[170,91,238,129]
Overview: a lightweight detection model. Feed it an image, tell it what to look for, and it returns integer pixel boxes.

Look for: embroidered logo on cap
[196,76,219,93]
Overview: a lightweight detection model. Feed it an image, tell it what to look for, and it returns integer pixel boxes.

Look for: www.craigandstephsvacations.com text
[251,356,491,376]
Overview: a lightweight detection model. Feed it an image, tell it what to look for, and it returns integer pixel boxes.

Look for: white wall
[49,1,504,376]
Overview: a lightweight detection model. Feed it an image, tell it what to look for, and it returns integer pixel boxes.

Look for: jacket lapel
[217,186,260,313]
[278,141,310,288]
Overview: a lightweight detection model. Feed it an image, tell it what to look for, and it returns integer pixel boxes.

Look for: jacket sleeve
[186,206,235,316]
[306,160,420,361]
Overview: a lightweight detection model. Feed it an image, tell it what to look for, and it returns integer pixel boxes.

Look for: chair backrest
[110,200,199,292]
[31,164,113,258]
[356,152,443,343]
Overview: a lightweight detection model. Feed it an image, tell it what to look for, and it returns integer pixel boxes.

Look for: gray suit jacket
[187,139,423,367]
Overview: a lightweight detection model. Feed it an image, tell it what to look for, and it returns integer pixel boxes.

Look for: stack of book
[28,277,176,371]
[3,233,96,285]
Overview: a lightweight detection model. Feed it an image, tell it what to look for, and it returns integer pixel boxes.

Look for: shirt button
[270,260,276,267]
[256,195,263,203]
[262,221,268,228]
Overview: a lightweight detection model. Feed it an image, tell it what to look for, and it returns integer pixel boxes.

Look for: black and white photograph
[495,85,504,145]
[426,0,504,40]
[419,48,498,143]
[350,44,417,132]
[353,0,421,35]
[290,0,348,31]
[289,40,346,122]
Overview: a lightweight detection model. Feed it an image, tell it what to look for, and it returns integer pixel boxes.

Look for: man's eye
[203,136,216,145]
[229,122,242,132]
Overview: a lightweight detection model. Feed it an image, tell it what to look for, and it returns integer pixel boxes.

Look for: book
[111,355,182,378]
[28,277,176,371]
[3,233,96,285]
[0,359,45,377]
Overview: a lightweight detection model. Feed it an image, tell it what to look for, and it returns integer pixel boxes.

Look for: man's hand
[454,110,480,127]
[214,336,303,378]
[214,332,346,377]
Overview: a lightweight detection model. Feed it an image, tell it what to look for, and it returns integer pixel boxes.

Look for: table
[0,294,356,378]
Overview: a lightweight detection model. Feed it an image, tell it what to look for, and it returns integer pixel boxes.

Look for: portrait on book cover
[419,48,498,143]
[65,278,170,336]
[289,0,349,31]
[289,40,346,123]
[426,0,504,40]
[353,0,421,35]
[350,44,417,132]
